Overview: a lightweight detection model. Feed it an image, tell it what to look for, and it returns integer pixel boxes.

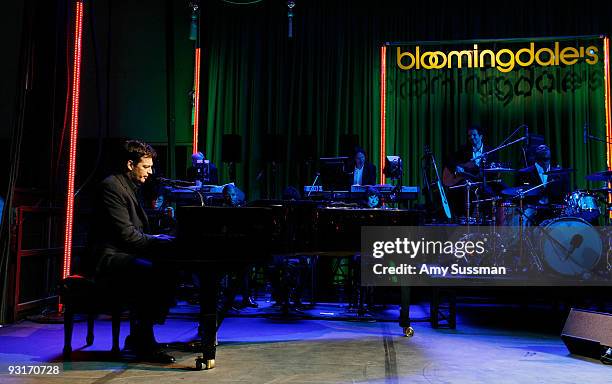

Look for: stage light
[190,1,201,154]
[380,45,387,184]
[604,36,611,214]
[63,0,84,284]
[287,1,295,39]
[193,47,201,154]
[384,155,403,180]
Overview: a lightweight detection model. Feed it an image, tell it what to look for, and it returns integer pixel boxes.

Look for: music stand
[319,156,350,191]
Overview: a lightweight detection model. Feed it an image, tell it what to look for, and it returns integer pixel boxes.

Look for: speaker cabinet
[222,134,242,162]
[561,308,612,359]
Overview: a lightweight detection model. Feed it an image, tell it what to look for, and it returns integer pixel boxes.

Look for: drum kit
[451,165,612,278]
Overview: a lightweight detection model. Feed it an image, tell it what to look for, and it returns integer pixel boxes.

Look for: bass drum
[538,217,602,277]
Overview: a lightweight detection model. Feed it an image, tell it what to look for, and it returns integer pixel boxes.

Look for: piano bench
[60,275,128,359]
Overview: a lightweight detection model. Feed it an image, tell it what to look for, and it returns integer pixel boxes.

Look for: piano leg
[195,269,218,370]
[399,286,414,337]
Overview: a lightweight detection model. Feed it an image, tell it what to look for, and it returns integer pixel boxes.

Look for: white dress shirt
[535,162,549,184]
[353,166,364,185]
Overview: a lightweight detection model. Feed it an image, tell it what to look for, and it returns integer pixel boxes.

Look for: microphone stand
[587,134,612,145]
[307,173,320,197]
[473,136,527,162]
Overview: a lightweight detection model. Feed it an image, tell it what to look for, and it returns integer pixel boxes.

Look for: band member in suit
[90,140,176,364]
[444,125,500,219]
[517,144,570,224]
[348,147,377,187]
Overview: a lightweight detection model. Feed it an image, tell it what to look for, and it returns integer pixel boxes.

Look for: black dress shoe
[123,335,140,352]
[124,335,170,353]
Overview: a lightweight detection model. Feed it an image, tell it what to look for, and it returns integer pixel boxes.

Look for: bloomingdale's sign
[396,42,600,72]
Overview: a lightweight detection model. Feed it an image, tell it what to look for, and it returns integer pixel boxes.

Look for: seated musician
[518,144,570,225]
[90,140,177,364]
[187,151,219,186]
[445,125,500,218]
[363,186,382,208]
[348,146,377,187]
[222,184,245,207]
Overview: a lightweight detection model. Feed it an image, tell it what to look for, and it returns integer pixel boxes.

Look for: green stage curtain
[199,0,611,200]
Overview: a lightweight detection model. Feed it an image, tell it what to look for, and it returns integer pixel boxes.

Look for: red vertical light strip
[603,37,612,210]
[63,0,84,281]
[192,47,201,154]
[380,45,387,184]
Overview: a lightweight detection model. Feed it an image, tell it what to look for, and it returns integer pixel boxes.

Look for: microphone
[189,9,198,41]
[287,1,295,38]
[583,124,588,144]
[188,1,200,41]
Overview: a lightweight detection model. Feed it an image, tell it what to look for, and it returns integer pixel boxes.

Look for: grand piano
[174,199,422,370]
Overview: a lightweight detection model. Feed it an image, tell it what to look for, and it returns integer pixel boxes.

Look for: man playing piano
[90,140,177,364]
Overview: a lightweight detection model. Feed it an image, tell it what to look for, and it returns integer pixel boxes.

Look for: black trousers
[98,255,177,326]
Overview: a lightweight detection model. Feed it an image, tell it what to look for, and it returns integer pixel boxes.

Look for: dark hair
[222,184,236,195]
[353,146,367,157]
[535,144,551,160]
[467,125,486,137]
[365,186,380,198]
[364,187,381,208]
[122,140,157,166]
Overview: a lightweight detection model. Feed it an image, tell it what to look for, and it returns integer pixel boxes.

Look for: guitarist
[444,125,499,218]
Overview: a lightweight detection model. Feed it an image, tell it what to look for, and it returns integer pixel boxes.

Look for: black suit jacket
[347,162,377,186]
[90,173,164,275]
[517,165,569,204]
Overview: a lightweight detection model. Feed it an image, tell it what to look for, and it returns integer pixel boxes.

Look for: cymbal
[483,167,516,173]
[586,170,612,182]
[590,187,612,194]
[544,167,575,175]
[501,186,541,197]
[471,196,503,203]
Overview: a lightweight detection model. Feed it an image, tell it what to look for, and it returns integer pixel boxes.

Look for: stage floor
[0,302,609,383]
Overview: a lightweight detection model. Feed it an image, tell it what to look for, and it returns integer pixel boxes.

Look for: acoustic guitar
[442,160,479,187]
[424,146,452,219]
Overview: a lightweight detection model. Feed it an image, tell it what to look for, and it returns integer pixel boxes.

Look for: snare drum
[538,217,602,277]
[564,191,601,222]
